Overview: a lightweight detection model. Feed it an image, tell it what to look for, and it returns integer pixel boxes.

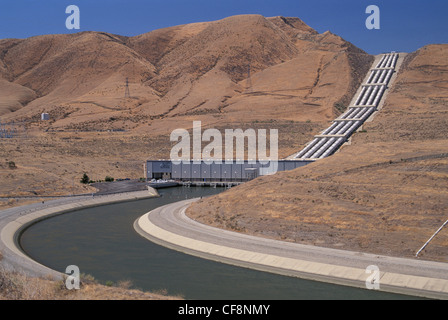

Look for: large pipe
[384,69,394,85]
[319,137,345,158]
[390,54,399,69]
[350,108,365,119]
[311,137,336,159]
[378,69,389,84]
[376,55,387,68]
[293,52,398,161]
[366,70,376,84]
[328,121,346,135]
[321,122,339,135]
[360,86,374,105]
[360,107,375,121]
[302,138,328,158]
[385,54,394,68]
[341,108,357,120]
[355,107,370,120]
[295,138,320,158]
[355,86,368,105]
[387,54,397,68]
[371,69,383,84]
[372,85,386,106]
[344,121,362,136]
[340,108,355,119]
[383,54,393,68]
[336,121,354,135]
[367,86,380,105]
[377,55,386,68]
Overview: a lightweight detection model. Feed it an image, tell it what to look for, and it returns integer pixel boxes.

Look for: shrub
[80,173,90,184]
[334,103,346,114]
[105,280,114,287]
[105,176,114,182]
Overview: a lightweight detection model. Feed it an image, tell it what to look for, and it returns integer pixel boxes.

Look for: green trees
[80,173,90,184]
[80,173,115,184]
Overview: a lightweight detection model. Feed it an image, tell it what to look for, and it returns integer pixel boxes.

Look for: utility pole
[416,218,448,257]
[124,77,131,98]
[246,64,253,93]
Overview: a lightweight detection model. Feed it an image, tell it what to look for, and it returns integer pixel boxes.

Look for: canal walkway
[135,198,448,300]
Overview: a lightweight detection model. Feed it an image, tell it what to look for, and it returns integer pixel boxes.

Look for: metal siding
[191,163,201,179]
[252,161,263,175]
[147,159,313,181]
[152,160,172,173]
[242,162,255,175]
[299,160,312,168]
[172,162,182,179]
[284,161,297,171]
[277,161,285,172]
[201,162,211,179]
[181,162,192,179]
[221,163,232,179]
[211,163,221,179]
[146,161,153,178]
[231,163,243,179]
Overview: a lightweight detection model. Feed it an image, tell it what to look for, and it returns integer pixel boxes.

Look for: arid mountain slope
[0,15,374,201]
[187,44,448,262]
[0,14,372,134]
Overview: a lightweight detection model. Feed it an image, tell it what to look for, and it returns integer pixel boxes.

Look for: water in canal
[20,187,418,299]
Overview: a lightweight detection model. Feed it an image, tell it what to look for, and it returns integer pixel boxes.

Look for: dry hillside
[0,15,373,202]
[187,44,448,262]
[0,260,181,300]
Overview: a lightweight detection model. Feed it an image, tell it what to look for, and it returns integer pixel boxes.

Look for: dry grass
[188,44,448,262]
[0,257,182,300]
[0,15,372,201]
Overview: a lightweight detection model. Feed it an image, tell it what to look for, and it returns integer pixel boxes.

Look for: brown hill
[0,15,371,131]
[187,44,448,262]
[0,14,372,201]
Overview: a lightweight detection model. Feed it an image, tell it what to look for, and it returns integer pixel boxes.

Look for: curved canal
[19,187,417,299]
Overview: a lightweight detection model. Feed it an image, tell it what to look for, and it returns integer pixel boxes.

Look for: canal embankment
[135,198,448,300]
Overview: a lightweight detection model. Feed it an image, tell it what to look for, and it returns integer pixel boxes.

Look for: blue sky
[0,0,446,54]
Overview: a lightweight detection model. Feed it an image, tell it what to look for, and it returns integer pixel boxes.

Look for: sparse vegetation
[187,45,448,262]
[105,176,114,182]
[80,173,90,184]
[334,102,347,114]
[0,254,181,300]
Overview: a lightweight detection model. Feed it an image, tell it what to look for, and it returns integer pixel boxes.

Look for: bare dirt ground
[0,118,327,209]
[188,44,448,263]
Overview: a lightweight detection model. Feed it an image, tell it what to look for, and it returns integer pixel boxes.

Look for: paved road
[135,198,448,299]
[91,180,148,195]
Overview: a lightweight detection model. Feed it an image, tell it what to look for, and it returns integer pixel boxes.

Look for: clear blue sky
[0,0,446,54]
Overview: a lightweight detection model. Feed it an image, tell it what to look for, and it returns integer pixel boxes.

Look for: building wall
[146,160,312,182]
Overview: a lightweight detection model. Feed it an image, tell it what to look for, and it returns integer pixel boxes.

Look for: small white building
[41,113,50,121]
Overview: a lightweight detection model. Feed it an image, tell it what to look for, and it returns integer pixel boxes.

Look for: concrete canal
[19,187,418,299]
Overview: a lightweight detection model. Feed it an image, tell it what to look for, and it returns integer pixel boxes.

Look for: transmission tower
[124,77,131,98]
[244,64,253,94]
